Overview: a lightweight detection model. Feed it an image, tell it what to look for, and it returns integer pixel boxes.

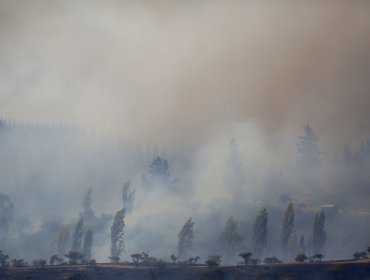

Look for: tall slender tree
[81,229,93,261]
[220,217,243,263]
[110,209,125,262]
[313,209,326,254]
[177,218,194,261]
[71,219,84,252]
[252,208,268,258]
[281,203,295,258]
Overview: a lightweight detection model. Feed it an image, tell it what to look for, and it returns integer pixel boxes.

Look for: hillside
[2,260,370,280]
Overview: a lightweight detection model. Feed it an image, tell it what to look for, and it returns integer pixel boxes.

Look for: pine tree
[71,219,84,252]
[281,203,294,258]
[297,124,320,167]
[219,217,243,263]
[252,208,268,258]
[82,229,93,261]
[177,218,194,261]
[313,209,326,254]
[143,156,170,186]
[110,209,125,262]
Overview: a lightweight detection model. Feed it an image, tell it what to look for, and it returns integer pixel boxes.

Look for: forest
[0,119,370,268]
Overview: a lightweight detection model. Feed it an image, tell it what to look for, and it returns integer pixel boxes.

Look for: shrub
[205,255,221,267]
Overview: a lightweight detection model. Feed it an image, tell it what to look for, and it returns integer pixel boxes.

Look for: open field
[1,260,370,280]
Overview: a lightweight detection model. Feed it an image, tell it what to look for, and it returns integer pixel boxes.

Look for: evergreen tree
[313,209,326,254]
[110,209,125,262]
[219,217,243,263]
[281,203,294,258]
[143,156,170,186]
[252,208,268,258]
[177,218,194,261]
[82,229,93,261]
[297,124,320,167]
[71,219,84,252]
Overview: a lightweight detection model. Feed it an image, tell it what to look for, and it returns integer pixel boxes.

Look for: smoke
[0,0,370,149]
[0,0,370,263]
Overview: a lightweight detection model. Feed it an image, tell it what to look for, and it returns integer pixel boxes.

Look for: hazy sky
[1,0,370,150]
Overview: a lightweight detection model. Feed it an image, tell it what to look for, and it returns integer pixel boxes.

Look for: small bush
[205,255,221,267]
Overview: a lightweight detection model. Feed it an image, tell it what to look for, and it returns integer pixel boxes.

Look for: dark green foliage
[65,251,84,265]
[32,259,47,267]
[264,256,282,264]
[313,253,323,262]
[281,203,294,258]
[110,208,125,262]
[11,258,27,267]
[185,256,200,264]
[353,251,367,260]
[220,217,243,262]
[295,253,308,262]
[0,251,9,268]
[205,255,222,267]
[170,254,177,263]
[177,217,194,261]
[149,157,169,176]
[313,209,326,254]
[49,254,63,265]
[131,253,143,264]
[239,252,252,265]
[252,208,268,258]
[71,219,84,252]
[144,156,170,186]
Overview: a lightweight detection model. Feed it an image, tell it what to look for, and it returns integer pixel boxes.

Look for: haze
[0,0,370,263]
